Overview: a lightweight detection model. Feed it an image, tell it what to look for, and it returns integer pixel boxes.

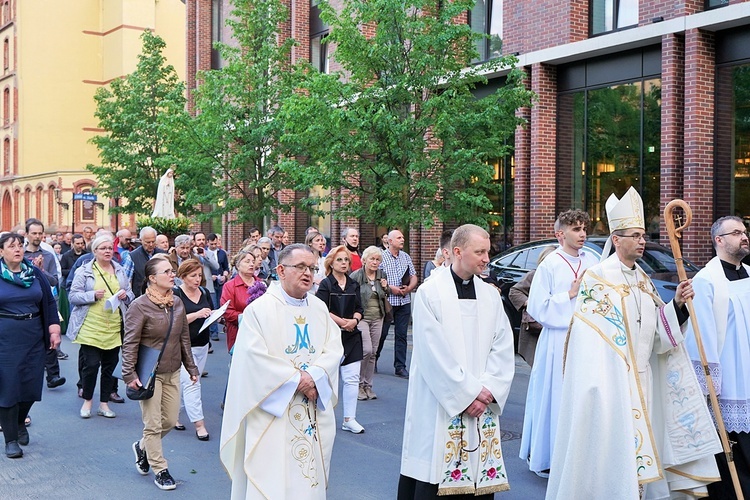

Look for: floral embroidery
[581,284,627,346]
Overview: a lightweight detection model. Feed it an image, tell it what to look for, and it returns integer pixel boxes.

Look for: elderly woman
[350,246,389,401]
[305,231,327,292]
[68,235,133,419]
[220,249,266,354]
[315,245,365,434]
[172,260,212,440]
[0,233,60,459]
[123,256,199,491]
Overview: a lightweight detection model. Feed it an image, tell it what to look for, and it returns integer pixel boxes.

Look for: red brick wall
[504,0,587,56]
[529,63,557,240]
[513,68,531,243]
[640,0,704,25]
[186,0,212,112]
[659,33,684,247]
[682,28,714,265]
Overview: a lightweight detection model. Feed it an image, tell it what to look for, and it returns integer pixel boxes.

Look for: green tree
[178,0,300,228]
[280,0,534,240]
[87,31,188,215]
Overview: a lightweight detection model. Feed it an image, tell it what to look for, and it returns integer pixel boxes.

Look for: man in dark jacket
[60,234,88,281]
[130,227,167,296]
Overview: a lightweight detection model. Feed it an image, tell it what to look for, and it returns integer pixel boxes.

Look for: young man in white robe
[220,244,344,499]
[685,215,750,499]
[547,187,721,499]
[519,209,598,477]
[398,224,515,499]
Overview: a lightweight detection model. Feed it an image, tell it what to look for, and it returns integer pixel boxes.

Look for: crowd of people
[2,195,750,499]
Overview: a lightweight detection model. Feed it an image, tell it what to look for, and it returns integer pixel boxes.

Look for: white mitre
[605,186,645,232]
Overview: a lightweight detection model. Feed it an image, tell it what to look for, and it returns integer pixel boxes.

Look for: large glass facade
[470,0,502,62]
[487,153,514,252]
[715,63,750,222]
[557,79,661,235]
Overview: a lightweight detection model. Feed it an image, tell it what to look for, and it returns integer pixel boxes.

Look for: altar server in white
[519,209,598,477]
[686,215,750,499]
[398,224,515,499]
[547,187,720,499]
[220,244,343,499]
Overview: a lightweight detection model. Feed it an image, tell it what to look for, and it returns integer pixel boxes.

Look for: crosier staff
[664,199,744,500]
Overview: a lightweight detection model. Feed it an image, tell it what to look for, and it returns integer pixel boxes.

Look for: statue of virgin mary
[152,167,176,219]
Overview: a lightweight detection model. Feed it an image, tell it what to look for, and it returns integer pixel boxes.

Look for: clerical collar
[450,267,476,300]
[279,285,309,306]
[720,259,749,282]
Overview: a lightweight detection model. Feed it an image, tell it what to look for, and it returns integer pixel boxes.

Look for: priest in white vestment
[519,209,598,476]
[399,225,515,499]
[547,187,721,499]
[685,215,750,499]
[220,244,344,499]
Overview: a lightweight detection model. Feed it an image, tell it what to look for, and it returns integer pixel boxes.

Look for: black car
[488,237,701,346]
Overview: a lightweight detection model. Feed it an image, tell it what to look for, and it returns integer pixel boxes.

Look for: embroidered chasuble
[401,267,515,495]
[220,284,343,499]
[546,255,720,499]
[686,257,750,433]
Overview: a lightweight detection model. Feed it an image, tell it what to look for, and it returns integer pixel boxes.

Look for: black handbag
[126,306,175,401]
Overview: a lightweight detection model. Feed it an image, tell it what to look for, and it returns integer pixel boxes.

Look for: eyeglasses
[334,257,350,262]
[96,246,114,251]
[718,229,750,239]
[617,232,646,242]
[158,269,176,276]
[283,263,319,274]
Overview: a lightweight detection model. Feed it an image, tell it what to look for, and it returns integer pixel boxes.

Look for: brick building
[187,0,750,268]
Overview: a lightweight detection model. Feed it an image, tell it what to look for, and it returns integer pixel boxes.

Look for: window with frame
[590,0,639,36]
[311,33,329,73]
[706,0,729,8]
[3,38,8,71]
[469,0,502,62]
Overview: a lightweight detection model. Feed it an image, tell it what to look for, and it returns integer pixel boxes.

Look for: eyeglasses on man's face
[718,229,750,239]
[283,263,319,274]
[618,232,646,242]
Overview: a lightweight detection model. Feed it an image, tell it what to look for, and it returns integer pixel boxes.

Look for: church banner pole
[664,199,744,500]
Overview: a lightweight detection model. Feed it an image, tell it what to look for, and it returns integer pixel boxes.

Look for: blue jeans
[380,303,411,371]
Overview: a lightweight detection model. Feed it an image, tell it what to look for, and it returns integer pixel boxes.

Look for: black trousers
[79,344,120,403]
[397,475,494,500]
[44,347,60,382]
[708,431,750,500]
[0,401,33,444]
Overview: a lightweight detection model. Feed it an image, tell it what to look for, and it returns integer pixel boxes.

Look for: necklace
[620,268,642,325]
[557,252,582,279]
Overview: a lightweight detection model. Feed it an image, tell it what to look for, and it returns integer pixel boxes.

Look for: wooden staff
[664,199,744,499]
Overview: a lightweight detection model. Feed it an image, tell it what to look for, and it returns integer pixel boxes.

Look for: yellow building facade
[0,0,185,233]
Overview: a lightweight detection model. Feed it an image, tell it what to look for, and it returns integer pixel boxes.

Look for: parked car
[487,237,701,350]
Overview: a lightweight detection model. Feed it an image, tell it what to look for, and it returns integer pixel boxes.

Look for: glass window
[470,0,502,62]
[311,34,329,73]
[706,0,729,9]
[557,78,661,235]
[591,0,639,36]
[715,63,750,224]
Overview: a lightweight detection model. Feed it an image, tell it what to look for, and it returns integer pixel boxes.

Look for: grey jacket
[350,268,388,319]
[67,260,133,340]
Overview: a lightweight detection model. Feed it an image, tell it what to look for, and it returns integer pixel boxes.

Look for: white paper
[199,300,230,333]
[104,294,122,312]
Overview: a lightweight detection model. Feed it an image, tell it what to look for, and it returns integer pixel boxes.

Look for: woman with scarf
[68,234,133,420]
[220,249,266,354]
[122,255,199,491]
[316,245,365,434]
[0,232,60,459]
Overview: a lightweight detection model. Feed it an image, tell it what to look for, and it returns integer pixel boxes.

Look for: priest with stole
[398,224,515,499]
[220,244,344,499]
[546,187,721,498]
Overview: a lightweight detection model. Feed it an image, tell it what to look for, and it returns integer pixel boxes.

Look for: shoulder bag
[125,306,175,401]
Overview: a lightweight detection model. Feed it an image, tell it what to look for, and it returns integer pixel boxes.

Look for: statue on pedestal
[152,167,175,219]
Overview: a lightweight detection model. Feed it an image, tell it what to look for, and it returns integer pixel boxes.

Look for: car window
[506,250,528,269]
[495,250,523,268]
[524,246,546,271]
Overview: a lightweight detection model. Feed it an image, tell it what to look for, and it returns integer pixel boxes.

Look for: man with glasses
[220,244,343,498]
[256,237,273,279]
[685,216,750,498]
[547,187,721,498]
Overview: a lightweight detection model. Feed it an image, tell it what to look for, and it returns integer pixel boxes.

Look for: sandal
[174,423,186,431]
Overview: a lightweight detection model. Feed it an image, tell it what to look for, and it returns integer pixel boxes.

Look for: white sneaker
[341,418,365,434]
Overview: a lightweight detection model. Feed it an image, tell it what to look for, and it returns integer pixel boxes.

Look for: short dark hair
[0,232,24,249]
[25,218,44,233]
[248,227,260,236]
[72,233,84,243]
[193,231,206,240]
[439,230,453,251]
[268,225,284,237]
[556,209,591,230]
[207,233,219,241]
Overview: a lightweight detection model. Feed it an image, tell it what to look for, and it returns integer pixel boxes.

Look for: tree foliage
[87,31,188,215]
[177,0,301,228]
[280,0,535,233]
